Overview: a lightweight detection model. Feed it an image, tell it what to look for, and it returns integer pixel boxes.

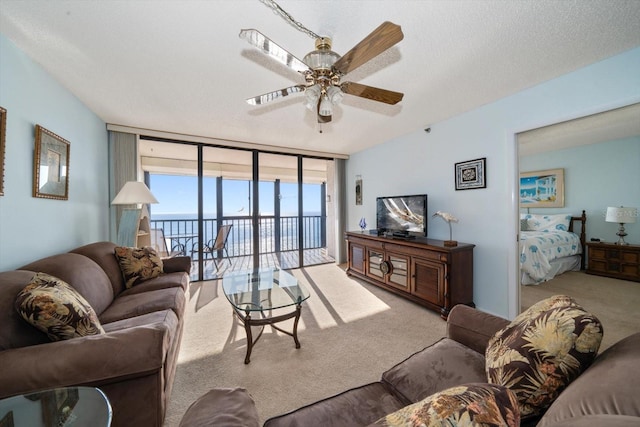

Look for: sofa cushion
[14,272,105,341]
[370,383,520,427]
[537,332,640,427]
[99,287,186,324]
[179,388,260,427]
[114,246,164,289]
[382,337,487,404]
[70,241,127,296]
[0,270,50,350]
[486,295,603,420]
[263,382,406,427]
[119,271,189,297]
[19,252,115,316]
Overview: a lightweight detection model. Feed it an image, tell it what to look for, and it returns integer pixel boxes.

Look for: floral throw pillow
[15,272,105,341]
[486,295,603,420]
[114,246,164,288]
[372,383,520,426]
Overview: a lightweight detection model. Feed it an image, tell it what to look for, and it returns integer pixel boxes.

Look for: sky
[149,174,322,218]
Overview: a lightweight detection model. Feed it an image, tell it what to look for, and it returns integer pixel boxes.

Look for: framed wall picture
[355,175,363,205]
[519,168,564,208]
[33,125,70,200]
[0,106,5,196]
[455,157,486,190]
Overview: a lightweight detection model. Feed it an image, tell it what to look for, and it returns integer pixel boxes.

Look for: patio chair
[202,224,233,271]
[150,228,182,258]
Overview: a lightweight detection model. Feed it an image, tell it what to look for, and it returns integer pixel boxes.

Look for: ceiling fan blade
[246,85,306,106]
[239,29,311,74]
[341,82,404,105]
[333,21,403,75]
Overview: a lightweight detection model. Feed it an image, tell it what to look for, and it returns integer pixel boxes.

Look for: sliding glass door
[140,138,335,281]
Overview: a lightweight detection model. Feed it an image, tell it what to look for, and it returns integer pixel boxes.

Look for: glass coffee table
[222,268,310,364]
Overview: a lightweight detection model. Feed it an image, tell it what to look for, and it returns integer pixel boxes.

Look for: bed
[520,210,586,285]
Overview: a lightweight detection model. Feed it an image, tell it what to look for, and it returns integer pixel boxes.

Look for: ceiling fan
[239,21,404,124]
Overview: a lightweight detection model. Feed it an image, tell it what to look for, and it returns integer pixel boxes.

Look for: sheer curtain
[108,131,137,242]
[334,158,347,264]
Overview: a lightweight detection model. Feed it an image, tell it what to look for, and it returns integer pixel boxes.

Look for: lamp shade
[112,181,158,205]
[605,206,637,224]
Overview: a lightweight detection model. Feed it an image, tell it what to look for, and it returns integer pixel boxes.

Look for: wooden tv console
[345,231,475,319]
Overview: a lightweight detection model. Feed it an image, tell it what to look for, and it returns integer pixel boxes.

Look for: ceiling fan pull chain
[259,0,321,40]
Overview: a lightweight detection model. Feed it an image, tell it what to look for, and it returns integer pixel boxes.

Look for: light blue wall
[347,47,640,318]
[0,34,109,270]
[520,136,640,244]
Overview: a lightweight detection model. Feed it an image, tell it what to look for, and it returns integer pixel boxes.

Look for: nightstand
[585,242,640,282]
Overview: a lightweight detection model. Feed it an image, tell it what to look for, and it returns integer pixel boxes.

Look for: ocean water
[150,212,324,256]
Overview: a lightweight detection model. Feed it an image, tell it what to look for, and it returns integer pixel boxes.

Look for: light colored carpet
[521,271,640,351]
[163,264,447,426]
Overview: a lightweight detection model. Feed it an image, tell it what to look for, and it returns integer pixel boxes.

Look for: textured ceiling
[1,1,640,156]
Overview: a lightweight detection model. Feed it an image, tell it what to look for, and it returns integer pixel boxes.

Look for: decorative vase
[359,217,367,232]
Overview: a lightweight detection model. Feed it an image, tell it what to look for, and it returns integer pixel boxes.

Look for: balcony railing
[150,215,325,259]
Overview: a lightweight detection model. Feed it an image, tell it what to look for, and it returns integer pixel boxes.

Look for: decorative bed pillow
[485,295,602,420]
[114,246,164,288]
[520,218,530,231]
[371,383,520,426]
[524,214,572,232]
[14,272,105,341]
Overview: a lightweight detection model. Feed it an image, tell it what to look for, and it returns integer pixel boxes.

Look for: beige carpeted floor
[163,264,447,426]
[521,270,640,351]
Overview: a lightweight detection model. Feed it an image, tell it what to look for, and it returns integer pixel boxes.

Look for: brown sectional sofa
[0,241,191,427]
[179,304,640,427]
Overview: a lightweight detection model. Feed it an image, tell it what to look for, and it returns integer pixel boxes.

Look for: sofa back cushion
[537,332,640,427]
[70,241,127,296]
[20,253,115,316]
[0,270,50,350]
[485,295,603,420]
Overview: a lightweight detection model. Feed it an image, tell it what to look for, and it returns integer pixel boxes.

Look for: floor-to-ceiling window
[139,138,335,281]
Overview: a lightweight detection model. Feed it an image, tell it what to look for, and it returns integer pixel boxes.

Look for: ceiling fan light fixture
[304,84,321,111]
[319,95,333,117]
[325,85,344,105]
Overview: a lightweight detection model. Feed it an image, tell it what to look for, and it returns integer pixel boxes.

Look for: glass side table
[0,386,112,427]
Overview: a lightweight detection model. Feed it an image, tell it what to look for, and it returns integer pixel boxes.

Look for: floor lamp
[112,181,158,247]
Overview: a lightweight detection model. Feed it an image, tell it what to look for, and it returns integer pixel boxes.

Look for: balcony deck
[191,248,335,281]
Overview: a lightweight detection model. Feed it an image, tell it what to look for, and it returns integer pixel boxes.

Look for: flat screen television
[376,194,428,237]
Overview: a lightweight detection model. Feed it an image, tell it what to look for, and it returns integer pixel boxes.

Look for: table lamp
[112,181,158,246]
[605,206,637,245]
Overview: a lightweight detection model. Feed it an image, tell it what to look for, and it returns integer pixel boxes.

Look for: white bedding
[519,230,582,284]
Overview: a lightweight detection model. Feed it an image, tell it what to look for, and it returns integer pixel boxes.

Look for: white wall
[520,136,640,243]
[347,46,640,318]
[0,34,109,270]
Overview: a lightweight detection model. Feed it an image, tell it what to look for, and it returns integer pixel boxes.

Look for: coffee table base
[233,304,302,364]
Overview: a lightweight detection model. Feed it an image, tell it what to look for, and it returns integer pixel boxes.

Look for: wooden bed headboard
[569,210,587,269]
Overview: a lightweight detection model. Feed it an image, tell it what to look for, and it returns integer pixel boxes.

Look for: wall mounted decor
[519,168,564,208]
[0,107,6,196]
[455,157,486,190]
[33,125,70,200]
[355,175,363,205]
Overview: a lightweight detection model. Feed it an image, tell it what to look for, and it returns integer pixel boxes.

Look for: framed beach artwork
[520,168,564,208]
[33,125,70,200]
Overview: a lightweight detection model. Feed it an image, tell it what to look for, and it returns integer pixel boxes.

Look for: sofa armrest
[163,256,192,274]
[446,304,510,354]
[0,322,172,398]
